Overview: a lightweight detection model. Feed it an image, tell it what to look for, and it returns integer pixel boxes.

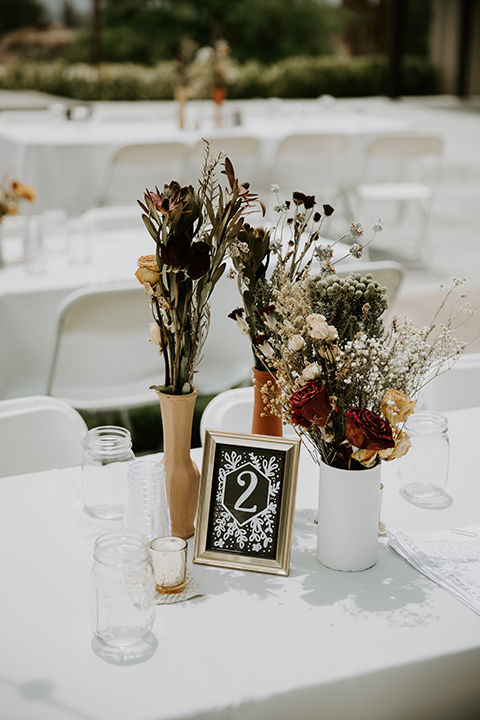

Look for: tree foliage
[73,0,341,65]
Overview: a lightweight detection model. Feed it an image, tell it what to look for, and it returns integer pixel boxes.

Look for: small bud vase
[316,460,382,571]
[156,387,200,540]
[251,367,283,437]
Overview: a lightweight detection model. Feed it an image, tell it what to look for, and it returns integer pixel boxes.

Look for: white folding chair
[80,204,143,232]
[417,353,480,412]
[200,387,255,445]
[46,282,162,424]
[352,135,444,264]
[101,141,188,206]
[194,267,254,395]
[270,133,349,218]
[187,135,262,195]
[0,395,87,477]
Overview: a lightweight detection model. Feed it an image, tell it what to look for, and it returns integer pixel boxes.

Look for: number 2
[234,471,258,513]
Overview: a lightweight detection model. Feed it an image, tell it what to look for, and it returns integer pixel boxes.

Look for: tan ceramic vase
[251,367,283,437]
[156,387,200,539]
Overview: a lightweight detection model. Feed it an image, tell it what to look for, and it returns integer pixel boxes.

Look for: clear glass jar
[90,532,156,648]
[82,426,135,520]
[398,411,451,507]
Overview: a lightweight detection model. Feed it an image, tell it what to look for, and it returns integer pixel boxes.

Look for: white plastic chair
[46,282,163,422]
[270,133,349,216]
[187,135,262,193]
[352,135,444,263]
[200,387,255,444]
[80,204,143,232]
[417,353,480,412]
[101,141,188,206]
[0,395,88,477]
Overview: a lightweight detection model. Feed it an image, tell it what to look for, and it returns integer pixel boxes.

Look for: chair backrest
[417,353,480,412]
[0,395,87,477]
[200,387,255,444]
[102,141,188,206]
[194,266,254,395]
[334,260,405,306]
[47,282,162,412]
[80,204,143,233]
[362,134,444,185]
[188,136,262,191]
[271,133,349,200]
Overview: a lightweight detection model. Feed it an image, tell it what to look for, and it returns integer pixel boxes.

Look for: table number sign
[193,431,300,575]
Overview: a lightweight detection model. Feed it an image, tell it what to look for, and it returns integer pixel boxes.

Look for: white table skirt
[0,105,414,215]
[0,407,479,720]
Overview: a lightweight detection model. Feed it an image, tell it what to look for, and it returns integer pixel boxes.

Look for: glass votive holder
[149,537,187,595]
[398,411,451,508]
[82,426,135,520]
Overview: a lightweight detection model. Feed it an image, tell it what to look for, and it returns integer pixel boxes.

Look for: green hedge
[0,55,440,101]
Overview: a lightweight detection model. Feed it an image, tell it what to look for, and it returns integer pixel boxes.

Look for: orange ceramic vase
[251,367,283,437]
[156,387,200,539]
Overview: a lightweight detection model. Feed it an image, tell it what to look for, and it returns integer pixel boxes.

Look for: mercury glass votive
[149,537,187,594]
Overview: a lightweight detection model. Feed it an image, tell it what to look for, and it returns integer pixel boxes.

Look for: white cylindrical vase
[316,461,382,572]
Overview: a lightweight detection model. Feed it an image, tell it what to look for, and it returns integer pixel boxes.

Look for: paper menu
[387,524,480,616]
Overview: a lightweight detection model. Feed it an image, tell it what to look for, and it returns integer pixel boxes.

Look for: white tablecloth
[0,106,414,215]
[0,406,479,720]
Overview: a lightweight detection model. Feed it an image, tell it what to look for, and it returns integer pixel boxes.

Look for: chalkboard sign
[193,431,300,576]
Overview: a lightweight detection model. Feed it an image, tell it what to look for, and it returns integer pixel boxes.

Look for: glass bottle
[398,411,450,507]
[90,532,156,648]
[82,426,135,520]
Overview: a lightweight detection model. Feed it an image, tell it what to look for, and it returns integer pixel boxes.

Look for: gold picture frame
[193,430,300,576]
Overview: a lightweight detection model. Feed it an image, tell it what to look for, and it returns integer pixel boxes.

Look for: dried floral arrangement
[230,187,475,470]
[135,144,264,395]
[0,176,36,221]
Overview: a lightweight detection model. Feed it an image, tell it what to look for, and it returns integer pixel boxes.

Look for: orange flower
[135,255,160,286]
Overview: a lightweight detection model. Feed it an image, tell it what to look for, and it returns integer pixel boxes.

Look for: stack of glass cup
[122,459,170,541]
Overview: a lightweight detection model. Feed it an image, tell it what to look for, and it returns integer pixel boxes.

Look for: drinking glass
[82,426,134,520]
[23,216,46,273]
[90,532,156,649]
[123,460,169,540]
[398,411,451,508]
[149,537,187,595]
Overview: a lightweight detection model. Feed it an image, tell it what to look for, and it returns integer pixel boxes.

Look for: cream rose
[149,322,162,346]
[379,429,411,460]
[135,254,160,286]
[302,362,321,381]
[306,313,338,342]
[288,334,305,352]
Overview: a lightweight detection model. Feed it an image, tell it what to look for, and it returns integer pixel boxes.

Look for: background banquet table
[0,103,414,215]
[0,406,479,720]
[0,219,354,401]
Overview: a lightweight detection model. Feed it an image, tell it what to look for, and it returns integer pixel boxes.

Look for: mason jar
[398,411,450,507]
[82,426,135,520]
[90,532,156,649]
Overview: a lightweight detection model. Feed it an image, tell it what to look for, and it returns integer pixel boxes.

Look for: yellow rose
[381,389,415,425]
[135,254,160,286]
[379,429,411,461]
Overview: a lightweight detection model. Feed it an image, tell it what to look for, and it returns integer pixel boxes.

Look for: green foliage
[0,55,441,101]
[0,0,48,35]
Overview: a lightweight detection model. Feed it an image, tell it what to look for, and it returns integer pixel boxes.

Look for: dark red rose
[289,381,333,428]
[323,204,335,217]
[345,408,395,451]
[159,234,190,268]
[188,241,210,279]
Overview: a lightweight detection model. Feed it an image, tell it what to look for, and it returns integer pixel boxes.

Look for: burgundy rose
[345,408,395,451]
[188,241,210,279]
[289,381,333,428]
[159,234,190,268]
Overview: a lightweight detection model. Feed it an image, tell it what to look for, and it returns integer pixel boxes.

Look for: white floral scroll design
[210,448,282,555]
